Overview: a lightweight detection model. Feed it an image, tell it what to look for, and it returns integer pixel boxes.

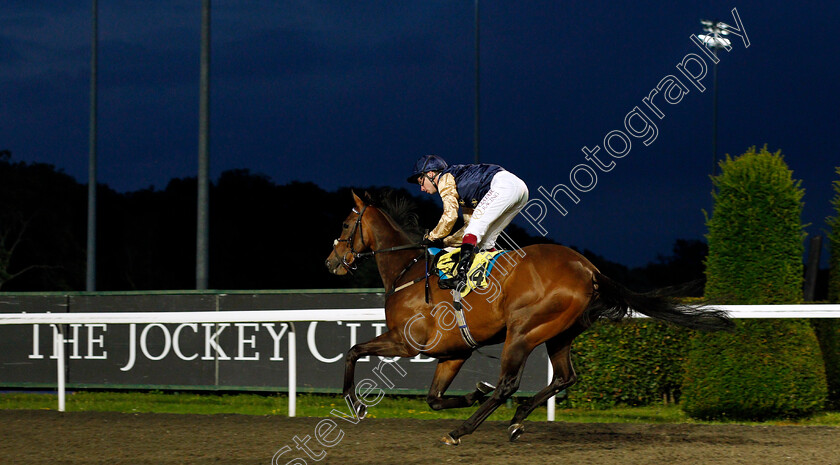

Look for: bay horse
[325,191,732,445]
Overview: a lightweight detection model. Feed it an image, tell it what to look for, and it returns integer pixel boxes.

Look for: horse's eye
[343,223,349,229]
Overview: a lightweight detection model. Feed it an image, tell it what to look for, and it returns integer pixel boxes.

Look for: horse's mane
[363,189,424,242]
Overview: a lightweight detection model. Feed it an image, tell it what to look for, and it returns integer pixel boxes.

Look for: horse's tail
[582,272,734,332]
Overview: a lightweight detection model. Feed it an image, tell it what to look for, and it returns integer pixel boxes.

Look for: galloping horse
[325,192,732,445]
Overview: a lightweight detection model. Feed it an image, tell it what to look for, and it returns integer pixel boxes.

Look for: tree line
[0,150,732,292]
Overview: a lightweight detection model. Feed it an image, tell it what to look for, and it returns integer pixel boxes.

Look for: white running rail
[1,305,839,418]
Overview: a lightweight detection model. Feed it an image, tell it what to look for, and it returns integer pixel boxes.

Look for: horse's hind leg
[342,330,415,418]
[443,337,534,445]
[508,322,585,441]
[426,357,495,411]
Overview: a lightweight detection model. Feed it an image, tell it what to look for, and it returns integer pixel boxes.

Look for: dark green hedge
[682,319,827,420]
[563,320,691,409]
[818,166,840,409]
[703,147,805,304]
[829,167,840,303]
[682,146,827,420]
[812,318,840,410]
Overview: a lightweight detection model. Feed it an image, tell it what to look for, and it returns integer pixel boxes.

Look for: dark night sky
[2,1,838,268]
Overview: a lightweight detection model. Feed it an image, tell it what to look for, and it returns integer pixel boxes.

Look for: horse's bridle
[332,205,368,272]
[332,204,427,273]
[331,203,432,302]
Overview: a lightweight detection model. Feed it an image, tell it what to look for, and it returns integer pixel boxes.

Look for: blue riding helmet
[407,154,448,183]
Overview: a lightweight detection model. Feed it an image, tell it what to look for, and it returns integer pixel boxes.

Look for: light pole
[474,0,480,164]
[698,20,732,178]
[86,0,98,291]
[197,0,211,290]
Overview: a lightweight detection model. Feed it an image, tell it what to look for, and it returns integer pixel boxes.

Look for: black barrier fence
[0,290,550,394]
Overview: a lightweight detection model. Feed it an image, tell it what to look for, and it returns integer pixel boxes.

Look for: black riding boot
[439,244,475,290]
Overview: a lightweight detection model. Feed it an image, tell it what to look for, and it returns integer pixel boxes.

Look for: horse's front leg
[426,357,495,410]
[343,330,416,418]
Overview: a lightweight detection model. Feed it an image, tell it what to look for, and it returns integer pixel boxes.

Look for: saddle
[430,247,507,297]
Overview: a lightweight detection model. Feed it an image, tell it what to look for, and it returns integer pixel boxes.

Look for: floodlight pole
[699,19,729,178]
[474,0,480,164]
[86,0,98,292]
[197,0,211,290]
[712,46,718,177]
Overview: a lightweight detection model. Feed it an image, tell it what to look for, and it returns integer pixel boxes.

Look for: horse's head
[325,191,373,275]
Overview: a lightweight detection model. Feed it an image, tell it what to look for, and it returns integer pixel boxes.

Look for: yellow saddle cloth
[434,248,507,297]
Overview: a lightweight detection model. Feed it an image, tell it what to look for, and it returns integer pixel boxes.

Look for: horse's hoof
[508,423,525,442]
[440,433,461,446]
[355,402,367,420]
[476,381,496,394]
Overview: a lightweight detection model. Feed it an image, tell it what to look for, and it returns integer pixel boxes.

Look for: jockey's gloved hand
[421,237,445,248]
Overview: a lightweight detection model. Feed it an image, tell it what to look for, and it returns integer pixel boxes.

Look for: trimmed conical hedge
[830,167,840,302]
[682,146,827,420]
[813,167,840,409]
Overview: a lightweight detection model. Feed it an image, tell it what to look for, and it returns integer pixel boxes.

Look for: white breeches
[464,171,529,250]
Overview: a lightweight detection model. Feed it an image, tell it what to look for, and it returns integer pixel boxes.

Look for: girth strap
[452,291,478,348]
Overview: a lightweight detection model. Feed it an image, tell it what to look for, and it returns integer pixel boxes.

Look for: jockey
[407,154,529,290]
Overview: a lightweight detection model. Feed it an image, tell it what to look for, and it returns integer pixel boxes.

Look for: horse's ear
[351,190,366,210]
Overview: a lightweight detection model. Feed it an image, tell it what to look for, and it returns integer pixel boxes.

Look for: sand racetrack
[1,410,839,464]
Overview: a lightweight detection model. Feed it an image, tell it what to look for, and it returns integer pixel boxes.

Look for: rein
[354,243,425,259]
